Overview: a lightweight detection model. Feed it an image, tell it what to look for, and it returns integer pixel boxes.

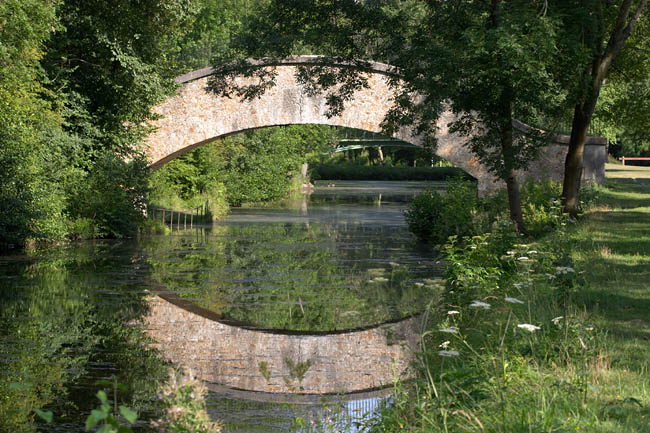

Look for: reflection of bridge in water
[207,384,392,432]
[143,291,424,394]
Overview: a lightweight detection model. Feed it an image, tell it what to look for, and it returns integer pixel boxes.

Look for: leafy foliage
[42,0,200,155]
[66,155,149,238]
[151,125,339,208]
[0,0,68,245]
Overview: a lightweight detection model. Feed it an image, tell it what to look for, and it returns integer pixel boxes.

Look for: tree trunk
[562,0,648,215]
[562,103,593,215]
[501,122,526,234]
[490,0,525,234]
[506,169,525,234]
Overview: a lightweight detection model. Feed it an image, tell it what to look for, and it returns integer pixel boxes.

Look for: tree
[172,0,256,71]
[42,0,200,156]
[0,0,69,244]
[557,0,649,215]
[208,0,567,233]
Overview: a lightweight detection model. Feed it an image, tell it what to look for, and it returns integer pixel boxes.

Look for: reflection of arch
[145,56,606,194]
[143,291,422,394]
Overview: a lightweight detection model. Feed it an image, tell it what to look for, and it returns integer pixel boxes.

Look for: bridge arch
[145,56,606,194]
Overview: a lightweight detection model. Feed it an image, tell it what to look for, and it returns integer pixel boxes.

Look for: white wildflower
[438,350,460,357]
[555,266,575,274]
[527,250,538,254]
[585,327,594,331]
[517,256,530,261]
[504,297,525,304]
[439,341,451,349]
[469,300,491,310]
[517,323,541,333]
[551,316,563,325]
[414,282,424,287]
[447,310,460,315]
[439,327,459,334]
[470,246,477,250]
[389,262,400,267]
[506,251,515,256]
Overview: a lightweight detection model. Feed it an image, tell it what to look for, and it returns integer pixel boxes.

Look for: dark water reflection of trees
[0,242,167,432]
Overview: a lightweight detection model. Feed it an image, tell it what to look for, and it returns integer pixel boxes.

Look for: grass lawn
[572,163,650,410]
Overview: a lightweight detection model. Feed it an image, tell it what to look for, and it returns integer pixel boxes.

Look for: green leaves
[84,389,137,432]
[405,178,479,244]
[34,408,53,424]
[119,406,138,424]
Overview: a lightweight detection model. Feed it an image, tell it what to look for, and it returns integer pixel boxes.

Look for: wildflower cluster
[151,368,222,433]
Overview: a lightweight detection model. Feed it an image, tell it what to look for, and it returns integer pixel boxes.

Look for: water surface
[0,180,442,432]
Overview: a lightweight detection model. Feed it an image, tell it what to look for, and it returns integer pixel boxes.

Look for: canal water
[0,180,444,432]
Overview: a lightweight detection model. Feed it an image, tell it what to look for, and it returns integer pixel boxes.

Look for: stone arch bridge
[145,56,606,194]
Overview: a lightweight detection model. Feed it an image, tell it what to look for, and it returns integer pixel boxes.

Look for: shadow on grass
[598,179,650,209]
[569,187,650,371]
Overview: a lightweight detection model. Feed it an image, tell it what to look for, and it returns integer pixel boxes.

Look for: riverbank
[371,164,650,432]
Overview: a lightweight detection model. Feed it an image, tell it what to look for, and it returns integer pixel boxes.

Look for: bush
[139,218,170,236]
[67,154,149,238]
[66,217,98,240]
[405,178,479,244]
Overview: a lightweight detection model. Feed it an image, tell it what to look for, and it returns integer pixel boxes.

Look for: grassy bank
[369,164,650,432]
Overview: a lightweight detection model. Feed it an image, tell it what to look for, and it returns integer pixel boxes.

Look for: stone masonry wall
[145,57,606,195]
[143,293,422,394]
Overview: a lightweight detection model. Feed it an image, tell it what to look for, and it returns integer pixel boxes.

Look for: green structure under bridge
[329,138,421,154]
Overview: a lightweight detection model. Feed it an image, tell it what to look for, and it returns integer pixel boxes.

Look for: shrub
[405,178,479,244]
[66,217,98,239]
